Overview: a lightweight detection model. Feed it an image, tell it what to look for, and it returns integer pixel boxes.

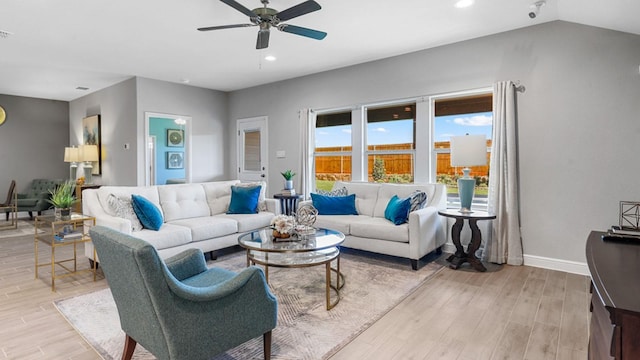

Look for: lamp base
[83,163,93,184]
[457,175,476,214]
[69,164,78,182]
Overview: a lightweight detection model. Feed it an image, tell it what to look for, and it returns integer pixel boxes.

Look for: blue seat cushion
[131,194,164,231]
[227,185,261,214]
[311,193,358,215]
[384,195,411,225]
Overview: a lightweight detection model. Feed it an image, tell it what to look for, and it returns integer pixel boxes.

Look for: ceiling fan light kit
[198,0,327,49]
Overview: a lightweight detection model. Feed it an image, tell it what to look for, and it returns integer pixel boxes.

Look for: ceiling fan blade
[220,0,258,18]
[278,24,326,40]
[198,24,255,31]
[276,0,321,22]
[256,29,270,49]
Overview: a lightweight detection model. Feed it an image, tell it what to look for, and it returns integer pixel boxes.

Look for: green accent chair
[16,179,63,219]
[89,226,278,360]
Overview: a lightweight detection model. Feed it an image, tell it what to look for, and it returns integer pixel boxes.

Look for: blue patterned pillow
[227,185,261,214]
[131,194,164,231]
[311,193,358,215]
[409,191,427,212]
[384,195,411,225]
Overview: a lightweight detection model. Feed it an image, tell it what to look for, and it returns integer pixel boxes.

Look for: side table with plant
[48,181,78,220]
[281,170,296,190]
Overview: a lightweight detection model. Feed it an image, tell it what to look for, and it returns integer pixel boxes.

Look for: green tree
[372,157,386,182]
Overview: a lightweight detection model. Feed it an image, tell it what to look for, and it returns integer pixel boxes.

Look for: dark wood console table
[586,230,640,360]
[438,209,495,272]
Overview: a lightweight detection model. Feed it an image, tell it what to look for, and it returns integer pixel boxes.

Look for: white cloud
[317,131,330,136]
[452,114,492,126]
[372,127,388,133]
[342,129,352,134]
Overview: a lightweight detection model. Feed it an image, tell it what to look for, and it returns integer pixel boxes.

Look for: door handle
[261,174,266,178]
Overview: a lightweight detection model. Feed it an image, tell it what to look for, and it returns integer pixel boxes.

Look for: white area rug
[55,250,443,360]
[0,220,42,238]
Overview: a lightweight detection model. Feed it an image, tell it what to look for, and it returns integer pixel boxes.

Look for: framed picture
[83,114,101,175]
[166,151,184,169]
[167,129,184,147]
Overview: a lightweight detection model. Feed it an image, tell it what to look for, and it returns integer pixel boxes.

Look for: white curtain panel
[299,109,316,199]
[486,81,524,265]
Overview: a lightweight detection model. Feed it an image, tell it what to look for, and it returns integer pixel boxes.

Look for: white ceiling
[0,0,638,101]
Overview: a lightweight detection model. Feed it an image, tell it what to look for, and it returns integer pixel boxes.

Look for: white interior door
[237,116,268,188]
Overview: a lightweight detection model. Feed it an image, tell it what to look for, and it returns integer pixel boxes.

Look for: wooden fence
[315,141,491,177]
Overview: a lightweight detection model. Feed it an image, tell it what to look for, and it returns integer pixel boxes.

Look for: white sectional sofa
[304,181,447,270]
[82,180,277,261]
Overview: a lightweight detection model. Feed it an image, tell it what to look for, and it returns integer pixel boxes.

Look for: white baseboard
[440,243,589,276]
[523,254,589,276]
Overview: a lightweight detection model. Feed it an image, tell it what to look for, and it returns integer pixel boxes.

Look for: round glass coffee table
[238,227,345,310]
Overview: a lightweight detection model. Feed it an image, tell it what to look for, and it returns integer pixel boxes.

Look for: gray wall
[227,21,640,264]
[136,78,229,183]
[0,94,69,195]
[69,77,230,186]
[69,78,138,185]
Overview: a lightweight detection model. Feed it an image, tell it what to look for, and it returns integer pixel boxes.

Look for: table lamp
[450,134,487,213]
[80,144,99,184]
[63,146,80,181]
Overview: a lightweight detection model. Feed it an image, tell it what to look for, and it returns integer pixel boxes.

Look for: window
[365,103,416,183]
[433,92,493,209]
[314,111,352,191]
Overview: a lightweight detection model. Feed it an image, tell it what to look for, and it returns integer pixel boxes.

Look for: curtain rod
[512,81,526,93]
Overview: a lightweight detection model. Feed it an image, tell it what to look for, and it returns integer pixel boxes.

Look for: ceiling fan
[198,0,327,49]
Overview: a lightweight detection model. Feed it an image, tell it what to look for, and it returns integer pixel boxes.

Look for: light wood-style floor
[0,222,590,360]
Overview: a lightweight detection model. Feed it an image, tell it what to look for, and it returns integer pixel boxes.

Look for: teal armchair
[89,226,278,360]
[16,178,63,219]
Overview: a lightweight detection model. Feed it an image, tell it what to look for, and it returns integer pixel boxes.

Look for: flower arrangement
[270,214,295,238]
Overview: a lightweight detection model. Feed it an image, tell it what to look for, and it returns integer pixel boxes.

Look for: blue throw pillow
[310,193,358,215]
[227,185,262,214]
[384,195,411,225]
[131,194,164,231]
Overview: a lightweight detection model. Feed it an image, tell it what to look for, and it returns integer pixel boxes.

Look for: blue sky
[315,111,493,147]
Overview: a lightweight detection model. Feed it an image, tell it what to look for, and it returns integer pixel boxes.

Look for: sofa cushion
[234,181,268,212]
[202,180,241,215]
[132,194,164,231]
[373,183,437,218]
[131,223,192,250]
[168,216,238,242]
[350,217,409,243]
[227,185,261,214]
[409,190,428,212]
[158,184,210,222]
[316,186,348,197]
[384,195,411,225]
[333,181,379,217]
[311,193,358,215]
[313,215,369,235]
[224,212,275,232]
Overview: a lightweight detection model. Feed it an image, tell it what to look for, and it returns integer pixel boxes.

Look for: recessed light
[455,0,474,8]
[265,55,277,62]
[0,29,12,38]
[180,78,190,84]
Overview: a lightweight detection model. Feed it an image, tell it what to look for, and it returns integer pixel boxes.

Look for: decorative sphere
[296,204,318,227]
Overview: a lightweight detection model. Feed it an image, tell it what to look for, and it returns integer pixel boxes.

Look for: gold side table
[34,213,97,291]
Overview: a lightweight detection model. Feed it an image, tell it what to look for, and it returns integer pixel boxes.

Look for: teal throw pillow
[310,193,358,215]
[131,194,164,231]
[384,195,411,225]
[227,185,262,214]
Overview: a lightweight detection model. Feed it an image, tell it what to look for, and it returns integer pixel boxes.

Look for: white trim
[523,254,589,276]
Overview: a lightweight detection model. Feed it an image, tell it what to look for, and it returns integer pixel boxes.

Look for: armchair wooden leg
[263,331,272,360]
[122,335,137,360]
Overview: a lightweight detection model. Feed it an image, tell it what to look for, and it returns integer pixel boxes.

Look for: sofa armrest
[408,206,445,259]
[263,198,278,214]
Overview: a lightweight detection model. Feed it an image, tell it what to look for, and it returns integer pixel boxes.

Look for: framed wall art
[166,151,184,169]
[167,129,184,147]
[83,114,101,175]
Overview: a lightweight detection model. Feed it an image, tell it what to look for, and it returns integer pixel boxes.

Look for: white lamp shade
[80,144,99,162]
[450,134,487,167]
[64,147,80,162]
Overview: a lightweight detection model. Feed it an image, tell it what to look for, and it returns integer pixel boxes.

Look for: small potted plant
[48,181,77,220]
[281,170,296,190]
